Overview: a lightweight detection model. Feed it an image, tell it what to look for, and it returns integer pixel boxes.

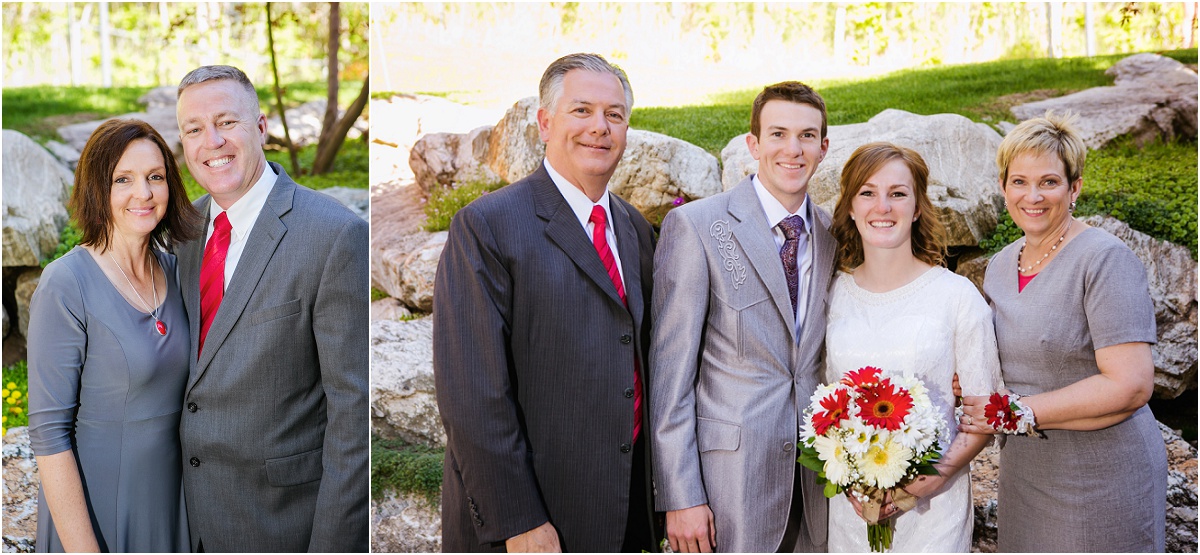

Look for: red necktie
[199,212,231,358]
[589,205,643,442]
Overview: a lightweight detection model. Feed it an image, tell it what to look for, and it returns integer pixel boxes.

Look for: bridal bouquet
[797,366,947,552]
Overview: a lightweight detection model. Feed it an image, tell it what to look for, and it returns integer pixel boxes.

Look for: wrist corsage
[985,392,1046,438]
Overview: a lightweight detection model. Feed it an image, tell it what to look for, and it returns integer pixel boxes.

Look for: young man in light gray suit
[174,65,369,552]
[433,53,658,552]
[651,82,834,553]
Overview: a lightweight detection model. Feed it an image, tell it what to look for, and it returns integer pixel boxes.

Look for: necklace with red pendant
[109,251,167,336]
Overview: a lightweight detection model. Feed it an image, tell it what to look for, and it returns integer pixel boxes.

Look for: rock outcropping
[1010,53,1198,148]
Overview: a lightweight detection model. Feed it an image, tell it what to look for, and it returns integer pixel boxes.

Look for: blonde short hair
[996,111,1086,186]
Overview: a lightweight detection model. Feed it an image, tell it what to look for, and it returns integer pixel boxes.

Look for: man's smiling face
[177,79,268,209]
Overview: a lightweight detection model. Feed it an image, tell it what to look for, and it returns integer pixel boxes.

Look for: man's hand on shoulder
[505,521,561,553]
[666,504,716,553]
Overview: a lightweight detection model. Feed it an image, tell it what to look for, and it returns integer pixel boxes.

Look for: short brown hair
[70,119,201,251]
[831,142,947,272]
[750,81,827,139]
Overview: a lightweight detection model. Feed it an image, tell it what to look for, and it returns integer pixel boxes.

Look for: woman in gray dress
[27,118,200,552]
[958,112,1167,552]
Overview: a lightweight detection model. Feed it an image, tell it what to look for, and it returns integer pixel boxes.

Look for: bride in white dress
[823,143,1002,552]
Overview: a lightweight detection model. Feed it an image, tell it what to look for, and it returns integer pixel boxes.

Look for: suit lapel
[180,196,210,382]
[532,166,626,308]
[610,198,643,325]
[194,165,295,377]
[727,178,797,343]
[797,207,836,352]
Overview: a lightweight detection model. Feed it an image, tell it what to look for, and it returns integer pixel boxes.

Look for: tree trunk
[311,75,368,176]
[266,3,300,176]
[315,2,342,175]
[1084,2,1096,57]
[99,2,112,86]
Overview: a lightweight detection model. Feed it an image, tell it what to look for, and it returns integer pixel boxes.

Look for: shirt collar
[544,159,613,229]
[752,173,811,232]
[208,162,278,240]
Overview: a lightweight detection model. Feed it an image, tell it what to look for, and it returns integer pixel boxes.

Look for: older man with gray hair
[433,53,658,552]
[174,64,369,552]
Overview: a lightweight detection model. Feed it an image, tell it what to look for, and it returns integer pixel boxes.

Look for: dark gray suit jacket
[177,162,369,552]
[433,164,656,552]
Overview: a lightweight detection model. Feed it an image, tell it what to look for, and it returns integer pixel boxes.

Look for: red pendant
[155,320,167,336]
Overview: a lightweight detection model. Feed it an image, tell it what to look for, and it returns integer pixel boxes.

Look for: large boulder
[969,422,1197,552]
[265,99,368,149]
[609,130,722,225]
[369,94,503,188]
[57,109,183,160]
[371,490,441,552]
[370,317,444,448]
[1010,53,1198,149]
[370,297,413,322]
[14,270,40,341]
[484,97,544,185]
[409,127,498,194]
[3,427,38,553]
[369,180,433,312]
[42,141,80,172]
[2,131,73,268]
[316,186,369,222]
[722,109,1005,247]
[1081,215,1197,398]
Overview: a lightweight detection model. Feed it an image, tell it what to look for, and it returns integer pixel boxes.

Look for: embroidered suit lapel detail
[727,178,797,343]
[532,166,626,308]
[194,167,294,377]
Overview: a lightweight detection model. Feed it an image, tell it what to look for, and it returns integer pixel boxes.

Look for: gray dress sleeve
[1082,241,1157,348]
[26,258,88,457]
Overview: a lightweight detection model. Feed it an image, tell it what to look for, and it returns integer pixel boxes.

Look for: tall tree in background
[266,2,301,176]
[312,2,368,176]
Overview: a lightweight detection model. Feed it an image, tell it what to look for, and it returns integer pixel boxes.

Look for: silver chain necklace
[108,251,166,336]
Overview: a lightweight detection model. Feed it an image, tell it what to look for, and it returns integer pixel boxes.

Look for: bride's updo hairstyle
[831,142,947,272]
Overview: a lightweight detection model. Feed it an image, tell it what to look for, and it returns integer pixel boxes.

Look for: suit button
[189,457,201,467]
[620,334,632,344]
[783,441,793,452]
[187,402,198,412]
[620,443,632,453]
[624,388,635,398]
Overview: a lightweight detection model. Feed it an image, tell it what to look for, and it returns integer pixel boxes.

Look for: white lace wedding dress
[823,266,1002,553]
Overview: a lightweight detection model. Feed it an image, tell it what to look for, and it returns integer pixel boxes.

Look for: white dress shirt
[752,174,814,342]
[544,160,627,288]
[204,163,278,288]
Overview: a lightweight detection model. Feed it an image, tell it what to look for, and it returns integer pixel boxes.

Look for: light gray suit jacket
[650,176,834,552]
[177,162,369,552]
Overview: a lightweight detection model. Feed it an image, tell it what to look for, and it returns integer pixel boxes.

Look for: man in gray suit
[174,65,368,552]
[650,82,834,553]
[433,53,657,552]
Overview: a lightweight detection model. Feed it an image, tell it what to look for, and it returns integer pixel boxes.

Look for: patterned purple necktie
[778,215,807,314]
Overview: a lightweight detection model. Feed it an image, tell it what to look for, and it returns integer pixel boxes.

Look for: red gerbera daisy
[842,366,883,388]
[813,388,852,435]
[855,379,913,431]
[985,392,1019,431]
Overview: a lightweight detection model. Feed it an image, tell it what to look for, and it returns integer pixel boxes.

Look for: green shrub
[371,287,390,302]
[423,176,508,232]
[43,221,83,267]
[371,435,444,506]
[3,361,30,435]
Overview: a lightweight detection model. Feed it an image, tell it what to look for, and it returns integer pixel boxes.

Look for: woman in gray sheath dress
[27,119,201,552]
[958,112,1167,552]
